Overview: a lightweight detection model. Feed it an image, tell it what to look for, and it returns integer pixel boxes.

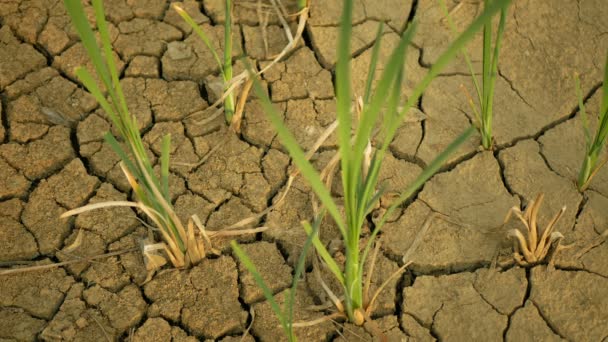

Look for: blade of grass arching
[173,4,224,74]
[75,68,122,134]
[104,133,142,184]
[439,0,483,105]
[90,0,129,123]
[63,0,112,92]
[595,54,608,147]
[360,126,476,271]
[363,184,387,217]
[335,0,354,232]
[602,54,608,118]
[302,221,345,286]
[284,215,322,342]
[363,22,384,104]
[160,134,171,202]
[231,241,291,337]
[223,0,235,122]
[388,0,511,146]
[248,70,346,236]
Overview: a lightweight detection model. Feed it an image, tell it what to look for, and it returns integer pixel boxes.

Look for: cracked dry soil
[1,0,607,341]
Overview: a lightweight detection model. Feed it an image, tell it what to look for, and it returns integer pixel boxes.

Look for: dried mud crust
[0,0,607,341]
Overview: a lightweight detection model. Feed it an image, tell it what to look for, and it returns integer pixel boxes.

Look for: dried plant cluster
[504,194,568,266]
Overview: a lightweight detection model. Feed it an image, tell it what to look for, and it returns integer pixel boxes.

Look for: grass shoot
[174,1,235,126]
[231,215,319,342]
[575,53,608,191]
[441,0,509,150]
[241,0,511,327]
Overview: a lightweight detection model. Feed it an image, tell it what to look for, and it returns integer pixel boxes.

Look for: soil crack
[529,299,570,341]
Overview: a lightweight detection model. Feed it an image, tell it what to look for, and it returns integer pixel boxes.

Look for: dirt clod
[403,268,526,341]
[0,26,46,90]
[0,260,74,320]
[506,300,565,342]
[530,267,608,340]
[144,256,247,339]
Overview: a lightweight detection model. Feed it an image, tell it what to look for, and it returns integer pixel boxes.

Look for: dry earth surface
[1,0,608,341]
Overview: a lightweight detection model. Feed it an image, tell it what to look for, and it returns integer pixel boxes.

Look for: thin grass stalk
[224,0,235,123]
[230,215,319,342]
[363,23,384,104]
[577,53,608,190]
[574,54,608,191]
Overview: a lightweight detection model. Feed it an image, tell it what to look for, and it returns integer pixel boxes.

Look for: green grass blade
[231,241,290,335]
[336,0,354,233]
[160,134,171,202]
[174,4,224,75]
[90,0,129,121]
[596,53,608,145]
[602,53,608,117]
[75,68,120,131]
[285,214,322,341]
[297,0,307,10]
[223,0,234,122]
[482,0,492,116]
[63,0,112,91]
[363,22,384,105]
[302,222,345,286]
[248,69,346,235]
[360,126,476,271]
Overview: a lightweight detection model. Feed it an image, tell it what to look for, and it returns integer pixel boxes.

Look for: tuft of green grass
[441,0,509,150]
[240,0,511,327]
[61,0,245,271]
[576,53,608,191]
[174,1,235,125]
[62,0,204,269]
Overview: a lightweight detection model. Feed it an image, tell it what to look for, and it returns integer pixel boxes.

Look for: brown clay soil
[1,0,608,341]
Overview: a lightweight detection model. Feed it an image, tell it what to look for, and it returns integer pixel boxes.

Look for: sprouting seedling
[178,0,310,131]
[231,213,319,342]
[440,0,509,150]
[61,0,264,274]
[503,193,568,266]
[575,52,608,191]
[244,0,511,328]
[174,1,236,127]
